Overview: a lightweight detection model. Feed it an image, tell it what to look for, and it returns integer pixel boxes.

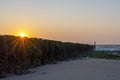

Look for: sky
[0,0,120,45]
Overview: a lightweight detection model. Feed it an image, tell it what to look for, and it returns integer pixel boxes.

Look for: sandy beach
[1,59,120,80]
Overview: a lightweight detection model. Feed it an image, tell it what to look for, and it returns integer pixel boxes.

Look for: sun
[20,32,26,37]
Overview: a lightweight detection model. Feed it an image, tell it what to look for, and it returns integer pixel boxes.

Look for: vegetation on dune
[0,35,94,77]
[88,51,120,60]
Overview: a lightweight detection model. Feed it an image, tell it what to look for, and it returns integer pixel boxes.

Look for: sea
[95,45,120,51]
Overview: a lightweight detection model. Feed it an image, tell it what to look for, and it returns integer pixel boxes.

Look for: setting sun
[20,32,26,37]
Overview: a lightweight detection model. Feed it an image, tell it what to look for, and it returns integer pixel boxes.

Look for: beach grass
[88,51,120,60]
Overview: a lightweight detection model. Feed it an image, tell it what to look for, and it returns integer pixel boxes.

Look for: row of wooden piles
[0,35,94,77]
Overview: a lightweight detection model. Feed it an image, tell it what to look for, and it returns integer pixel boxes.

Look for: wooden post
[3,36,7,75]
[94,41,96,49]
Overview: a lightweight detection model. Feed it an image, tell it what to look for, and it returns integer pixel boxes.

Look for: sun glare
[20,32,26,37]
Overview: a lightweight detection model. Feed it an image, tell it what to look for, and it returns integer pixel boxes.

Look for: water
[95,45,120,51]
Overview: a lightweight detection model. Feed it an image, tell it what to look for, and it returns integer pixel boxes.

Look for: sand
[2,59,120,80]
